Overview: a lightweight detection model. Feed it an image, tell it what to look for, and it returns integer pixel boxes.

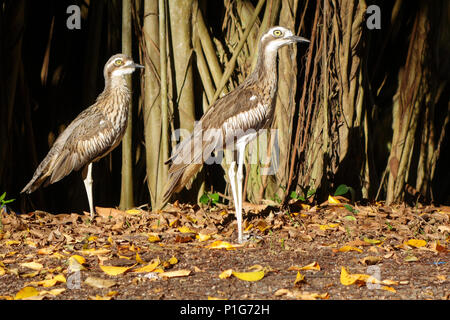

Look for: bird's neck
[96,75,131,128]
[251,44,279,92]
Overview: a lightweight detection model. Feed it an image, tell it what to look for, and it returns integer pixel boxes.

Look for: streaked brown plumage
[163,26,309,242]
[22,54,143,217]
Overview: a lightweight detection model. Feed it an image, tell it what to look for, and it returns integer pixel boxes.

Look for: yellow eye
[273,29,283,37]
[114,59,123,66]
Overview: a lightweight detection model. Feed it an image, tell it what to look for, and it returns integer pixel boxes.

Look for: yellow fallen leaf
[37,247,54,255]
[20,262,44,271]
[100,264,135,276]
[294,271,305,285]
[168,256,178,265]
[5,240,20,246]
[338,245,363,253]
[14,286,40,300]
[136,252,145,264]
[0,266,5,276]
[288,262,321,271]
[25,240,37,248]
[178,226,196,234]
[70,255,86,265]
[132,258,160,273]
[340,267,369,285]
[40,274,66,288]
[364,237,382,245]
[232,270,265,282]
[41,288,66,296]
[68,256,86,272]
[207,240,238,250]
[406,239,427,248]
[0,295,14,300]
[125,209,141,215]
[319,223,339,231]
[147,233,161,243]
[158,269,191,278]
[381,286,396,293]
[87,236,97,242]
[328,195,341,204]
[219,269,233,279]
[196,233,211,242]
[90,294,113,300]
[80,248,111,255]
[208,296,227,300]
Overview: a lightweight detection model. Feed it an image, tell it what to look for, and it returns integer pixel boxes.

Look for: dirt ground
[0,199,448,300]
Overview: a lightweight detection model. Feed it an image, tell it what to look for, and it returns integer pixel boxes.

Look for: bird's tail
[21,153,55,194]
[162,163,203,205]
[21,146,71,194]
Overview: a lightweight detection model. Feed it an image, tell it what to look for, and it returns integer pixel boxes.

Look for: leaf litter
[0,201,448,299]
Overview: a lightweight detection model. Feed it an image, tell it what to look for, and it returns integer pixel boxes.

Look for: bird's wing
[48,109,118,184]
[163,85,267,202]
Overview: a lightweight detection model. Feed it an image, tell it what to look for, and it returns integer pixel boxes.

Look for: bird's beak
[287,35,310,44]
[133,63,145,69]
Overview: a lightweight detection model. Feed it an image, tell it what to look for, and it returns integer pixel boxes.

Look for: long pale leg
[235,143,246,243]
[227,161,240,242]
[83,163,95,219]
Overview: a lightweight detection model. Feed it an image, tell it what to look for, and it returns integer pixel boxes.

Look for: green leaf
[199,194,209,205]
[334,184,349,196]
[3,199,15,204]
[0,192,5,202]
[343,204,355,213]
[306,189,316,198]
[344,215,356,221]
[210,193,219,204]
[290,191,298,199]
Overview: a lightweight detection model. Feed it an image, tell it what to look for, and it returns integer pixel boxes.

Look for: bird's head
[104,54,144,79]
[261,26,309,54]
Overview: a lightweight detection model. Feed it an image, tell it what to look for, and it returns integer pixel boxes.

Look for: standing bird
[22,54,144,218]
[163,26,309,243]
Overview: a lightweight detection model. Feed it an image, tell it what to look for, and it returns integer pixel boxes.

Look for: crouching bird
[163,26,309,243]
[21,54,144,218]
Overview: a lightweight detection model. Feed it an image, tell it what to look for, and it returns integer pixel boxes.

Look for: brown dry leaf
[175,235,194,243]
[430,241,447,253]
[84,276,117,289]
[0,266,5,276]
[158,269,191,278]
[96,207,126,219]
[274,288,329,300]
[359,256,382,265]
